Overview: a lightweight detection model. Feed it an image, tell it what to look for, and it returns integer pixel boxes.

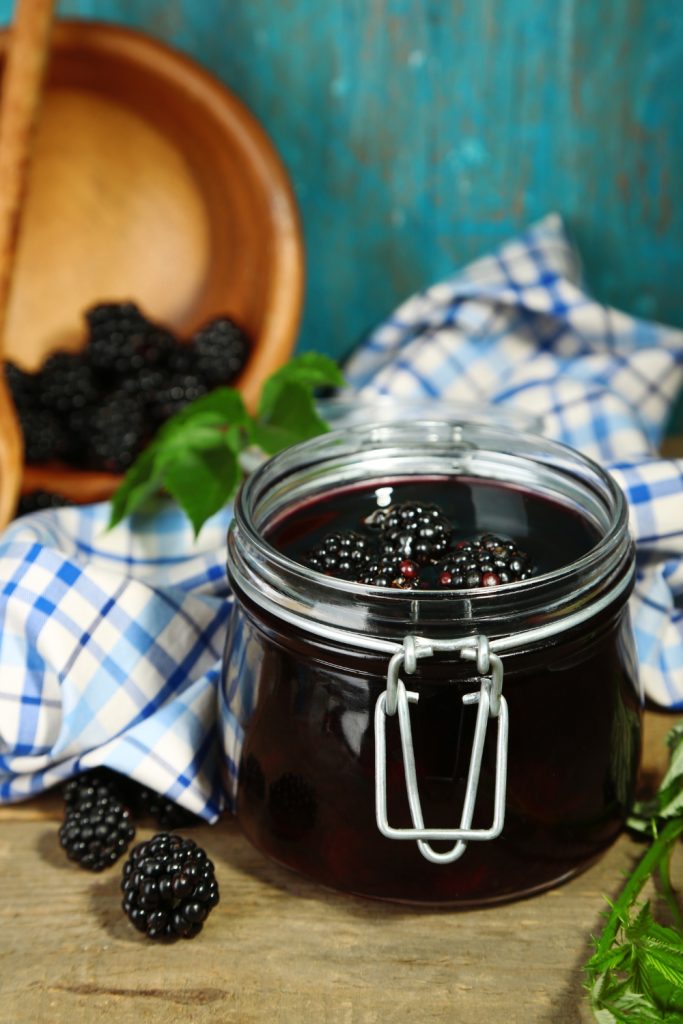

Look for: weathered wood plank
[0,707,679,1023]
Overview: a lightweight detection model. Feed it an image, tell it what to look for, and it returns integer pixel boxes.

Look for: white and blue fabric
[1,212,682,820]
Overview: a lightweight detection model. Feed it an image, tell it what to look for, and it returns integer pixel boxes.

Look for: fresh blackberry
[133,785,202,830]
[121,367,166,410]
[191,317,251,387]
[37,353,98,415]
[86,302,176,377]
[18,407,68,463]
[59,791,135,871]
[63,768,129,808]
[121,832,219,940]
[16,490,73,517]
[5,361,36,411]
[307,530,375,580]
[374,502,452,565]
[268,772,317,841]
[148,373,208,426]
[437,534,533,589]
[79,386,147,472]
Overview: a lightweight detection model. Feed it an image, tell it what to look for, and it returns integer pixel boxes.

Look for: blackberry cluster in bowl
[305,500,534,591]
[6,302,251,474]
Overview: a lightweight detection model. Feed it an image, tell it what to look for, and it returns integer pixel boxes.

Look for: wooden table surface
[0,707,680,1024]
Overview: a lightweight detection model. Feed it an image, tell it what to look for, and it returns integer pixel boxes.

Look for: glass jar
[220,421,641,906]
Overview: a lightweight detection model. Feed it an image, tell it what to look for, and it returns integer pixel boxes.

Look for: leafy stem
[590,818,683,964]
[585,722,683,1022]
[107,352,344,535]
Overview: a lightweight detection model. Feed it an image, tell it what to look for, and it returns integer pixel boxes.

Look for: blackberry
[437,534,533,589]
[268,772,317,841]
[59,790,135,871]
[375,502,452,564]
[121,832,219,940]
[120,367,166,411]
[5,361,36,411]
[80,386,147,472]
[307,530,375,580]
[18,407,68,463]
[148,373,208,426]
[133,786,202,830]
[63,768,128,808]
[37,353,98,415]
[191,317,251,387]
[86,302,176,377]
[358,553,422,589]
[16,490,73,517]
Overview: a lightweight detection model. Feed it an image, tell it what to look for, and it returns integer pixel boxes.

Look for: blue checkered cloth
[1,212,682,819]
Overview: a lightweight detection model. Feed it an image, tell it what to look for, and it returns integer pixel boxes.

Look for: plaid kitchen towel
[1,212,682,818]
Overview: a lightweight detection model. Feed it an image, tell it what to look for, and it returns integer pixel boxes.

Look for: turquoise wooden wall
[1,0,682,365]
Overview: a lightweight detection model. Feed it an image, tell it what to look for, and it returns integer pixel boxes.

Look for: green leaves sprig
[108,352,344,534]
[585,721,683,1022]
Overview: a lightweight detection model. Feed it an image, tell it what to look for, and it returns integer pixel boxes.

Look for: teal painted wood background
[1,0,682,365]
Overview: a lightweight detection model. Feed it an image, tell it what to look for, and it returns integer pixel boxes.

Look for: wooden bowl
[0,19,304,514]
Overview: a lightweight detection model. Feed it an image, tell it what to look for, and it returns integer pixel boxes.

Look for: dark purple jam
[267,475,600,584]
[227,474,640,905]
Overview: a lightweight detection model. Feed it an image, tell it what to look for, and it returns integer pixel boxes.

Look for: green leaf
[258,352,344,420]
[162,443,239,536]
[108,446,165,529]
[107,352,342,533]
[158,387,249,437]
[254,380,330,454]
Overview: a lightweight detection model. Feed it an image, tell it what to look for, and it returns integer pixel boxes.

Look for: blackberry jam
[220,421,640,905]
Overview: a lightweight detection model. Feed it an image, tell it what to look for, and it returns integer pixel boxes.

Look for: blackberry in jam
[369,501,452,565]
[307,530,374,579]
[438,534,533,589]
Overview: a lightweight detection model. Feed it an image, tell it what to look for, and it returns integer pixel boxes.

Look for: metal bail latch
[374,634,508,865]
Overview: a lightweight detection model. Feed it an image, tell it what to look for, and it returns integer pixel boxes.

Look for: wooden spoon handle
[0,0,55,528]
[0,0,55,342]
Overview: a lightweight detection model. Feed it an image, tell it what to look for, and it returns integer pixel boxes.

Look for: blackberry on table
[133,785,202,830]
[59,790,135,871]
[63,768,129,808]
[191,316,251,387]
[268,772,317,841]
[121,832,219,940]
[375,501,452,564]
[437,534,533,589]
[37,353,98,415]
[307,530,375,580]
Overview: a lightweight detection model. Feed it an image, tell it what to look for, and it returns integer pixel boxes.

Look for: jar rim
[228,420,634,642]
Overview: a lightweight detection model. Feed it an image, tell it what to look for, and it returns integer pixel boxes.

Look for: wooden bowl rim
[0,18,307,517]
[0,17,305,411]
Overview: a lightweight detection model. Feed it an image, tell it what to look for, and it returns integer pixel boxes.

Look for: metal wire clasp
[375,634,508,865]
